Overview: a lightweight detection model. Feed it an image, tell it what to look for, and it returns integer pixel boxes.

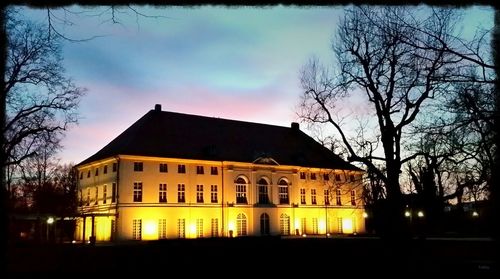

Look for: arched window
[278,179,289,204]
[280,213,290,235]
[236,213,247,236]
[260,213,270,235]
[257,177,270,204]
[235,177,248,204]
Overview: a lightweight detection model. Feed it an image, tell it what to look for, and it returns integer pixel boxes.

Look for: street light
[417,211,424,218]
[46,217,54,242]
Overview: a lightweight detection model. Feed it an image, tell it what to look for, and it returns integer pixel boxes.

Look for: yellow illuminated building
[75,105,365,242]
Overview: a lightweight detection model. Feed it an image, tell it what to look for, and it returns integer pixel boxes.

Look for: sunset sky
[18,5,494,165]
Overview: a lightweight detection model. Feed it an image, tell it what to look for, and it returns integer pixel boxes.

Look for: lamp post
[46,217,54,242]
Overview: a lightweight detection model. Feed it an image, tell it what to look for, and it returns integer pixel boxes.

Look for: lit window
[158,219,167,239]
[197,185,204,203]
[311,189,317,205]
[211,218,219,237]
[312,218,318,234]
[301,218,307,234]
[235,177,247,204]
[196,219,203,238]
[280,214,290,235]
[236,213,247,236]
[133,219,142,240]
[134,162,143,172]
[177,219,185,238]
[178,184,185,203]
[133,182,143,202]
[300,188,306,204]
[159,184,167,203]
[159,163,168,173]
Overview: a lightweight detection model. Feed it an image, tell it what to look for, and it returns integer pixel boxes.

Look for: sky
[17,5,495,165]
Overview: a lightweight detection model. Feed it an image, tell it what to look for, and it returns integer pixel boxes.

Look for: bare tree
[298,7,486,236]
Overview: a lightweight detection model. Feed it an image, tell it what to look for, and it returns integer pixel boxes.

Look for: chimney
[291,122,299,130]
[154,104,162,112]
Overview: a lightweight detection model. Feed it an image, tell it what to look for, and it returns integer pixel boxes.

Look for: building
[74,104,365,242]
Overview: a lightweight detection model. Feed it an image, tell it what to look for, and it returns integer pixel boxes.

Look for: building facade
[75,105,365,242]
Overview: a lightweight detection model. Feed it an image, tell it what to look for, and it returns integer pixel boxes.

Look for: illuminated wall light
[404,211,411,217]
[472,211,479,217]
[362,212,368,218]
[417,211,424,218]
[294,219,300,230]
[189,223,196,238]
[319,219,326,233]
[302,233,307,237]
[47,217,54,224]
[342,219,353,234]
[143,220,157,240]
[228,221,235,232]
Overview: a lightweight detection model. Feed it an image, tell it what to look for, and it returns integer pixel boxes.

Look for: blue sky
[17,5,495,165]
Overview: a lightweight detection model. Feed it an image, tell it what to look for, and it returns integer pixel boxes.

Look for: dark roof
[77,108,361,171]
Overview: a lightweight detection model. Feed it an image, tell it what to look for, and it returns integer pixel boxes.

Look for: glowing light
[472,211,479,217]
[72,240,76,244]
[404,211,411,217]
[362,212,368,218]
[190,223,196,237]
[326,233,331,237]
[417,211,424,218]
[228,221,235,232]
[144,221,157,236]
[319,219,326,233]
[342,219,353,234]
[47,217,54,224]
[302,234,307,237]
[294,219,300,230]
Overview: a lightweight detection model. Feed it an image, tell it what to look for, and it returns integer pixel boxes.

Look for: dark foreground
[7,236,497,276]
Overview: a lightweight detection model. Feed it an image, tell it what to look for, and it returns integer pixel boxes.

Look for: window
[311,189,317,205]
[280,214,290,235]
[177,184,185,203]
[351,190,356,205]
[278,179,289,204]
[133,219,142,240]
[301,218,307,234]
[79,172,83,180]
[95,187,99,205]
[87,171,90,178]
[336,189,342,205]
[350,174,355,182]
[337,218,343,233]
[196,166,204,174]
[260,213,270,235]
[158,219,167,239]
[95,168,99,176]
[235,177,247,204]
[111,183,117,203]
[113,163,117,172]
[103,185,107,204]
[79,190,83,206]
[324,189,330,205]
[104,165,108,174]
[178,164,186,174]
[323,173,329,181]
[257,178,270,204]
[86,188,90,206]
[300,172,306,179]
[134,162,143,172]
[196,219,203,238]
[310,173,317,180]
[210,167,218,175]
[196,185,204,203]
[312,218,318,234]
[177,219,185,238]
[335,174,341,181]
[159,184,167,203]
[300,188,306,204]
[236,213,247,236]
[159,163,168,173]
[211,218,219,237]
[133,182,143,202]
[211,185,218,203]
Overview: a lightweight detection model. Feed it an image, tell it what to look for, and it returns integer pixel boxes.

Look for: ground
[7,235,496,276]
